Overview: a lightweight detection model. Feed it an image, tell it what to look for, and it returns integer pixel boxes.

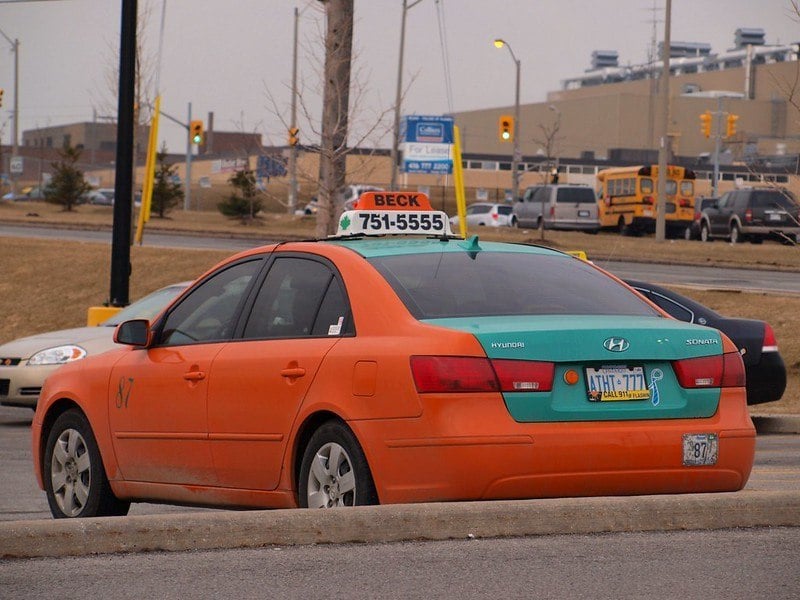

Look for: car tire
[730,223,743,244]
[299,420,378,508]
[700,222,712,242]
[43,409,130,519]
[750,236,764,245]
[511,216,519,228]
[617,217,630,236]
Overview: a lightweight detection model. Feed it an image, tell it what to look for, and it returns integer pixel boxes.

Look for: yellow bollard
[86,306,122,326]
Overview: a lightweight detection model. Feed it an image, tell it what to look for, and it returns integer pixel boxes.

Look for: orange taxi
[31,192,755,518]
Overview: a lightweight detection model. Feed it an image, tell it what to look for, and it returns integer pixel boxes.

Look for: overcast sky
[0,0,797,152]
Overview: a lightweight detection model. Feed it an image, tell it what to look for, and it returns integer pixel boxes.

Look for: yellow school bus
[596,165,696,237]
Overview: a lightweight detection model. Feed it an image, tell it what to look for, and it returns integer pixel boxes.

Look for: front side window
[242,257,352,339]
[158,259,261,346]
[370,251,660,320]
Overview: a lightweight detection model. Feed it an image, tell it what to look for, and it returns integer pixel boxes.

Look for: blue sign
[401,115,454,174]
[401,115,454,144]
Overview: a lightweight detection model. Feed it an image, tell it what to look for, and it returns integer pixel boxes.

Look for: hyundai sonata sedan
[31,192,755,519]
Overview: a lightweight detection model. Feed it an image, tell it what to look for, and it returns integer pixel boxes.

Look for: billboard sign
[401,115,454,174]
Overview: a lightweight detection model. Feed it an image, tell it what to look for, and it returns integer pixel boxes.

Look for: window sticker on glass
[328,316,344,336]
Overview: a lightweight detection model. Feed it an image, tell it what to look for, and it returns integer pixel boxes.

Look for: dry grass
[1,203,797,415]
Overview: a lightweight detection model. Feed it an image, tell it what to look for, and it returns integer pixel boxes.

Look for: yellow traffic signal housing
[700,111,712,138]
[0,88,4,108]
[498,115,514,142]
[288,126,299,146]
[189,120,204,145]
[726,114,739,138]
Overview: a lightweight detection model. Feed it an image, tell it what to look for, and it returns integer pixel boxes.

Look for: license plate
[578,210,590,217]
[768,213,782,221]
[682,433,718,466]
[586,365,649,402]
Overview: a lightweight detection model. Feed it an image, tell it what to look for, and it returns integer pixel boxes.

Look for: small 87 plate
[682,433,718,466]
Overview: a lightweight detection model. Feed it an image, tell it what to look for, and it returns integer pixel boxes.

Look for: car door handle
[183,370,206,382]
[280,367,306,379]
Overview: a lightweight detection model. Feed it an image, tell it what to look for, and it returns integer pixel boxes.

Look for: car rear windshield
[751,191,798,210]
[369,251,660,319]
[556,188,596,204]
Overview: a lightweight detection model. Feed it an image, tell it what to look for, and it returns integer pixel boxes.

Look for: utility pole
[390,0,424,191]
[655,0,671,242]
[185,102,192,210]
[287,5,299,214]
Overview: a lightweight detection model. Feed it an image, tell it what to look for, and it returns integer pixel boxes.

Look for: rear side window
[468,204,491,215]
[497,205,513,215]
[242,257,352,339]
[370,252,659,319]
[751,191,797,210]
[556,188,595,204]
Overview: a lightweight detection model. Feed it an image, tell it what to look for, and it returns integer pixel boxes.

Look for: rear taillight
[744,208,753,223]
[549,206,555,217]
[672,352,745,389]
[643,196,655,205]
[410,356,554,393]
[762,323,779,353]
[680,198,691,207]
[492,212,498,221]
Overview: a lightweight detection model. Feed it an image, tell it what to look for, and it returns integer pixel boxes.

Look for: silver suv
[512,184,600,232]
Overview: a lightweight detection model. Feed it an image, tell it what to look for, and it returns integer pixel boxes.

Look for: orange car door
[108,258,263,486]
[108,343,224,485]
[207,255,352,490]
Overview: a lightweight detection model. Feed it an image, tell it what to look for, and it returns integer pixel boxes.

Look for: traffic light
[0,88,4,108]
[189,120,204,145]
[700,111,712,138]
[498,115,514,142]
[726,113,739,138]
[288,126,299,146]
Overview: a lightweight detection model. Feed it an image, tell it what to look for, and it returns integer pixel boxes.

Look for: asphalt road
[2,528,798,600]
[2,223,799,293]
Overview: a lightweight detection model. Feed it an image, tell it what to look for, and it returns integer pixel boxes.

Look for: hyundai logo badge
[603,337,630,352]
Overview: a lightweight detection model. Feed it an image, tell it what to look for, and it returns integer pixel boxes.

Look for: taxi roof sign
[335,191,453,237]
[354,191,433,211]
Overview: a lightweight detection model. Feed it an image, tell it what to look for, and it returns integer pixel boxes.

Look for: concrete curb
[2,490,798,559]
[753,415,800,435]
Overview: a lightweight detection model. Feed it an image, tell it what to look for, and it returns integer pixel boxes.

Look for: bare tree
[531,110,563,185]
[263,3,394,224]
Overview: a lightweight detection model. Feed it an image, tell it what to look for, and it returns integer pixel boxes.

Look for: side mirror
[114,319,151,347]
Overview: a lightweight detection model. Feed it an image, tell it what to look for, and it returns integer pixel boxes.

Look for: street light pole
[0,28,19,195]
[493,38,521,203]
[390,0,423,191]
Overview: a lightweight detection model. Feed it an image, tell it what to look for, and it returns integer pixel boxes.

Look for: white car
[0,283,188,409]
[449,202,514,229]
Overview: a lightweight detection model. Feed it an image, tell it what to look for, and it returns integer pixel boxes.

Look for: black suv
[699,188,800,244]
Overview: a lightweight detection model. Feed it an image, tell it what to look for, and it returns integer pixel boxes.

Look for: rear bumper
[353,388,755,504]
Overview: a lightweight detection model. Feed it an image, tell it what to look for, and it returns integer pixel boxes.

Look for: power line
[435,0,454,114]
